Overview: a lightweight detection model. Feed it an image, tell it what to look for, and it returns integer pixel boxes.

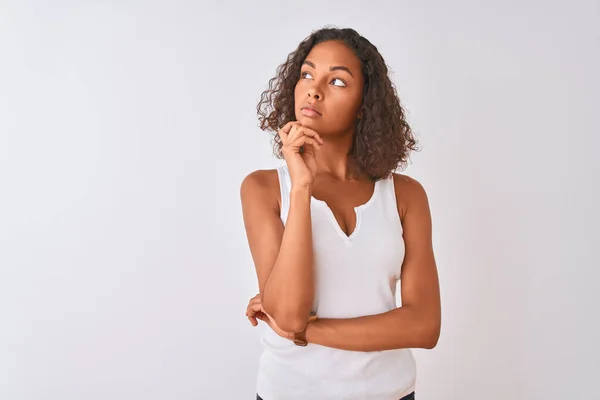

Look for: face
[294,40,364,136]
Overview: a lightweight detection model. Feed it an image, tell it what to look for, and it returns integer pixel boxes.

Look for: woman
[241,27,441,400]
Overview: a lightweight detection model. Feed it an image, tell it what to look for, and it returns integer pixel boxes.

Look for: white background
[1,1,598,399]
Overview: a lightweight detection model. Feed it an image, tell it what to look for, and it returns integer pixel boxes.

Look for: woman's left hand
[246,294,294,340]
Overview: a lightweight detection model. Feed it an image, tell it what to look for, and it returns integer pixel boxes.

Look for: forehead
[305,40,362,71]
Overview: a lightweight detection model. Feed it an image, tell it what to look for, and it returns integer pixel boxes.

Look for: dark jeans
[257,392,415,400]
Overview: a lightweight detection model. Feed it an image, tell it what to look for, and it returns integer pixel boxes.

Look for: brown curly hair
[256,27,419,181]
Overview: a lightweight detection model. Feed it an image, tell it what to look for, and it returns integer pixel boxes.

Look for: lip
[301,104,322,117]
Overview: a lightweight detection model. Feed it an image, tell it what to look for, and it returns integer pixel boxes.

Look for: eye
[301,71,313,79]
[331,77,346,87]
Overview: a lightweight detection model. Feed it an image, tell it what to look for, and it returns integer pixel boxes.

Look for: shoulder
[240,169,281,210]
[392,173,430,220]
[241,168,280,191]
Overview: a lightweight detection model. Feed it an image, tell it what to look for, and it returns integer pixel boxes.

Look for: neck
[314,130,361,181]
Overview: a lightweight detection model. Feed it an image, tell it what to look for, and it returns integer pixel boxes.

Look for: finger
[295,126,324,144]
[246,309,258,326]
[246,302,269,326]
[278,121,300,142]
[281,121,298,134]
[247,300,263,314]
[285,123,301,142]
[246,303,260,326]
[300,143,318,156]
[303,138,321,150]
[249,297,262,307]
[246,299,261,313]
[290,136,321,151]
[255,311,269,323]
[247,300,272,322]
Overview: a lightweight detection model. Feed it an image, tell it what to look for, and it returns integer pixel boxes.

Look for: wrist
[304,320,316,344]
[290,185,313,199]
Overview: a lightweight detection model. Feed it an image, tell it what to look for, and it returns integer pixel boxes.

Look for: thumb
[302,143,316,156]
[255,311,270,323]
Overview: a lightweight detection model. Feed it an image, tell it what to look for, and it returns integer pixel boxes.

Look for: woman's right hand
[278,121,323,190]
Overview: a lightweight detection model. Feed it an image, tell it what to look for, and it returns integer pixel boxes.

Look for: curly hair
[256,26,419,181]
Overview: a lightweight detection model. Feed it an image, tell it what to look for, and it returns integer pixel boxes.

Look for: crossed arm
[241,170,441,352]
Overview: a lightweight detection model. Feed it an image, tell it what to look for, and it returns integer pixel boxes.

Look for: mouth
[300,104,322,117]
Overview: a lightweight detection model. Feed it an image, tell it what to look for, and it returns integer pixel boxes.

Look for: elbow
[268,309,307,333]
[262,301,308,333]
[422,320,441,349]
[276,316,308,333]
[423,335,439,350]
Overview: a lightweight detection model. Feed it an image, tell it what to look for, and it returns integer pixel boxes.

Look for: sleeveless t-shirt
[256,164,416,400]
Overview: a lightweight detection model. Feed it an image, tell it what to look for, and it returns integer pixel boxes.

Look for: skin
[294,40,373,235]
[242,40,441,350]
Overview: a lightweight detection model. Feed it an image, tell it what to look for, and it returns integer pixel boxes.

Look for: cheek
[294,86,304,113]
[332,91,362,119]
[294,80,307,97]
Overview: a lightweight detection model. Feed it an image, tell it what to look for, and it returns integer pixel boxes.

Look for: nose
[307,84,322,100]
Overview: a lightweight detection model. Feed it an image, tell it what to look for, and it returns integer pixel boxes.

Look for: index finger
[277,121,300,139]
[295,126,324,144]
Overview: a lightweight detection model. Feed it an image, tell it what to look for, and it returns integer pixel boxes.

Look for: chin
[296,115,322,129]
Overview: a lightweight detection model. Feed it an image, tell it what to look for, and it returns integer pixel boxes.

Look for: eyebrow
[302,60,354,77]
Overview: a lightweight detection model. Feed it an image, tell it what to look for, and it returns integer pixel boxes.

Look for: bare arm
[240,170,315,333]
[304,175,441,351]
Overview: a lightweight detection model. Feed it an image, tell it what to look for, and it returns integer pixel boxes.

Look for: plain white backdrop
[1,1,598,399]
